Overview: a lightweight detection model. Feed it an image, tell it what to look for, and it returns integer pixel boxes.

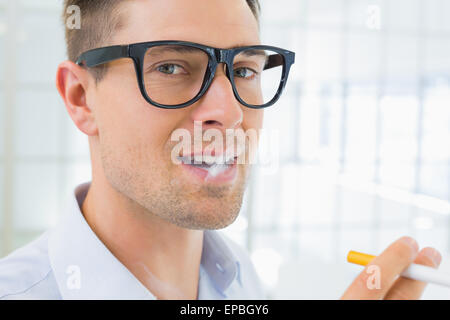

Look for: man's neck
[80,177,203,300]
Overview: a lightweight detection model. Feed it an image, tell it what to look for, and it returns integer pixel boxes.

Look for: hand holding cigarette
[341,236,442,299]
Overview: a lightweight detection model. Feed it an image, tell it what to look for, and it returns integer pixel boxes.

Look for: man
[0,0,442,300]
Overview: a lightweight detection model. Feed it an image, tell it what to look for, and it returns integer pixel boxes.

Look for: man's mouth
[177,154,238,178]
[178,155,238,182]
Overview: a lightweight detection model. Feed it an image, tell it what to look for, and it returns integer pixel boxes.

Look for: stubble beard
[102,146,251,230]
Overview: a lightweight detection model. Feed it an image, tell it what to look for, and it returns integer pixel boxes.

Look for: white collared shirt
[0,182,265,299]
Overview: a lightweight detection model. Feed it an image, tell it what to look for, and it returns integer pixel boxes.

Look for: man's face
[90,0,263,229]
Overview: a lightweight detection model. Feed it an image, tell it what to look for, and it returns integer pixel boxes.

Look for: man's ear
[56,61,98,136]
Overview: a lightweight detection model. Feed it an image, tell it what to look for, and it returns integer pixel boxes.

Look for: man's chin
[158,192,244,230]
[170,171,249,230]
[170,210,241,230]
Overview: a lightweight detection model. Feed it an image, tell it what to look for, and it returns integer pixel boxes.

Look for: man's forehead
[111,0,260,48]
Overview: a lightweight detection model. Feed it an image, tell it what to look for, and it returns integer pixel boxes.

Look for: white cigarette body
[401,263,450,288]
[347,250,450,288]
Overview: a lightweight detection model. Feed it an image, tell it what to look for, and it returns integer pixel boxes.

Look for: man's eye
[156,64,185,75]
[234,67,257,79]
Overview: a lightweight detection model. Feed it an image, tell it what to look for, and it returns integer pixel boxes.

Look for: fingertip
[399,236,419,255]
[420,247,442,267]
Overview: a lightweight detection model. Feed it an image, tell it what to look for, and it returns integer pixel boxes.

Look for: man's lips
[173,146,245,183]
[179,157,238,183]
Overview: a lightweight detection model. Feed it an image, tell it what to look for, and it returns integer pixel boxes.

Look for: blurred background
[0,0,449,299]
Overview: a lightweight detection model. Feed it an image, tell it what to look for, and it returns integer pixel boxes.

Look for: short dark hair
[62,0,261,81]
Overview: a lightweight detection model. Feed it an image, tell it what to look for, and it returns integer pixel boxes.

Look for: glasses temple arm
[263,54,284,71]
[76,45,129,67]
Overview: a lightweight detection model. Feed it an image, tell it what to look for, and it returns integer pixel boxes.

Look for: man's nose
[189,64,243,130]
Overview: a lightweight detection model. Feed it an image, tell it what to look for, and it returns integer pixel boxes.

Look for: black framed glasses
[76,40,295,109]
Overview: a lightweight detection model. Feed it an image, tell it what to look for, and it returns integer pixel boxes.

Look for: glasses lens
[233,49,284,106]
[233,49,284,107]
[143,45,209,106]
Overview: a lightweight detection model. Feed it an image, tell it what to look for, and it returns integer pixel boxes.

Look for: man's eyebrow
[146,45,202,55]
[144,45,271,62]
[147,45,267,55]
[238,49,268,58]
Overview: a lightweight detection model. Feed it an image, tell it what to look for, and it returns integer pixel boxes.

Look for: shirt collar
[48,182,241,299]
[201,228,242,294]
